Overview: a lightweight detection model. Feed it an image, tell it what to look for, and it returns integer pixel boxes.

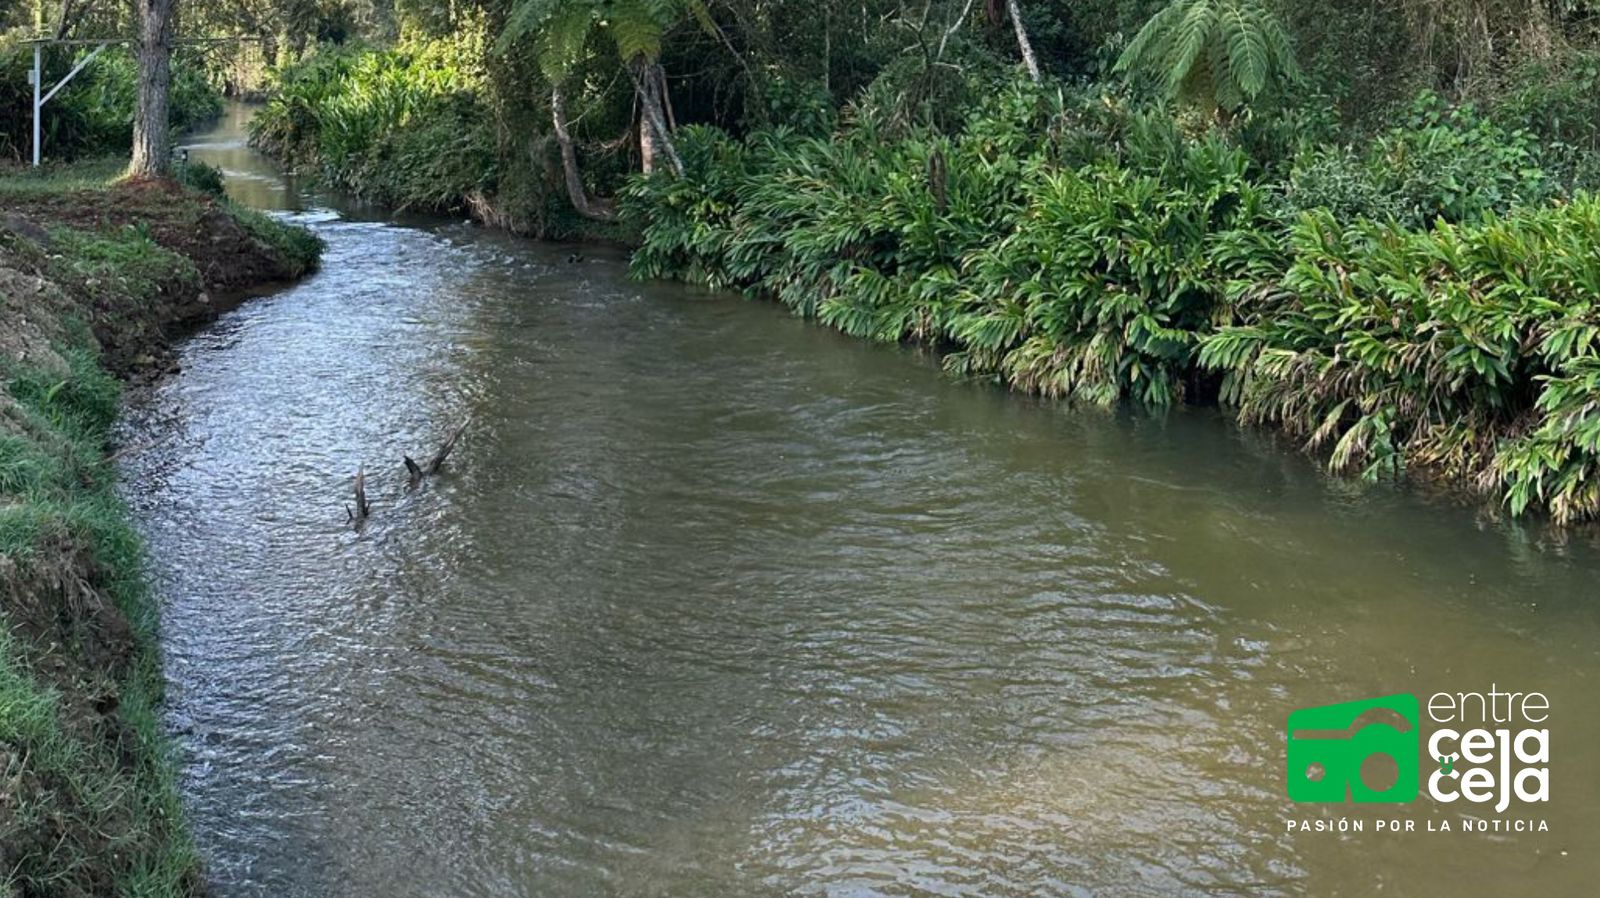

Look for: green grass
[1,241,201,896]
[225,201,324,277]
[49,226,204,300]
[0,158,125,197]
[0,158,320,894]
[0,342,200,898]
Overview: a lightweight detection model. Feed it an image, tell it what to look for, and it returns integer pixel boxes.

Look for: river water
[118,105,1600,897]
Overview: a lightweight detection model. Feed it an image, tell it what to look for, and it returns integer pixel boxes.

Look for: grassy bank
[0,163,321,896]
[622,85,1600,525]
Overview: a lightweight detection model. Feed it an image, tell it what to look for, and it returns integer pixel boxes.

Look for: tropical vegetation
[188,0,1600,524]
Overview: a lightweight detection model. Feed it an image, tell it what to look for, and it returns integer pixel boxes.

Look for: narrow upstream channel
[117,104,1600,897]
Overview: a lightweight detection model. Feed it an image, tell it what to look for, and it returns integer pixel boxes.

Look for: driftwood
[406,418,469,489]
[427,419,468,473]
[347,465,372,525]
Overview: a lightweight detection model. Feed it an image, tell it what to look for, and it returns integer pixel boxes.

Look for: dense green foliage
[1278,96,1559,228]
[1115,0,1300,112]
[1203,201,1600,524]
[250,40,498,206]
[621,70,1600,523]
[233,0,1600,523]
[249,35,621,235]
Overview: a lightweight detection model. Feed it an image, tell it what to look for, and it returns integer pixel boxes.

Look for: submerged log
[425,419,468,476]
[347,465,372,524]
[405,419,469,489]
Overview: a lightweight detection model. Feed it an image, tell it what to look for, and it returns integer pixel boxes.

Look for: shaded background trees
[10,1,1600,212]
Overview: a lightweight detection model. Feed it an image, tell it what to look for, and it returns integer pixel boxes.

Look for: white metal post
[27,41,113,167]
[31,44,42,167]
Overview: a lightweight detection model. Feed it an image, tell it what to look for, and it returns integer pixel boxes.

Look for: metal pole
[32,44,41,166]
[42,43,111,106]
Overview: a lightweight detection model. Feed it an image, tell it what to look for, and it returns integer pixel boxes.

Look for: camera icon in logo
[1287,693,1419,803]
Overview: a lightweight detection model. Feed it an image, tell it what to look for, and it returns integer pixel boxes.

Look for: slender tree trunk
[551,83,616,222]
[638,101,658,174]
[1006,0,1041,82]
[658,65,678,133]
[129,0,176,179]
[630,58,684,177]
[1524,0,1553,60]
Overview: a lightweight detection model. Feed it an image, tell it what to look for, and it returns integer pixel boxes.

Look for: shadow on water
[121,104,1600,897]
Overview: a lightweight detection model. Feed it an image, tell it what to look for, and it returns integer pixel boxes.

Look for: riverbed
[116,104,1600,897]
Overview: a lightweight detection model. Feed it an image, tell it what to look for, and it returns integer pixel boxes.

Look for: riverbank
[0,161,321,897]
[621,97,1600,527]
[244,40,1600,526]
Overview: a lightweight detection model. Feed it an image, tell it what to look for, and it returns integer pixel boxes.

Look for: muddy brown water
[117,105,1600,897]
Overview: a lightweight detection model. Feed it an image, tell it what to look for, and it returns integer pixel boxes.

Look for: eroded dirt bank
[0,172,320,898]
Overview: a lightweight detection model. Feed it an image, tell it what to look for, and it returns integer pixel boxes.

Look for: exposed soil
[6,179,303,292]
[3,181,310,378]
[0,175,317,898]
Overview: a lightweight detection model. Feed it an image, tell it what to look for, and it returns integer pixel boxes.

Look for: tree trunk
[1006,0,1042,83]
[638,102,658,174]
[658,65,678,133]
[129,0,176,179]
[1524,0,1554,60]
[630,58,684,177]
[637,64,678,175]
[551,83,616,222]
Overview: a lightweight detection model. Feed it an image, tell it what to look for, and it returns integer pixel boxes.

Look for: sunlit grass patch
[0,158,126,197]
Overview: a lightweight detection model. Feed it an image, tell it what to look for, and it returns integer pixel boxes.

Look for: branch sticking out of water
[426,419,468,476]
[405,418,470,490]
[347,465,372,526]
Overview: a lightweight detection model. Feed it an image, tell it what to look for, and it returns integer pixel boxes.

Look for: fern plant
[1115,0,1299,113]
[498,0,710,179]
[496,0,712,86]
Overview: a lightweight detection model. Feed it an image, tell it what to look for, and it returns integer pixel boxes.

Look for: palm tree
[500,0,699,219]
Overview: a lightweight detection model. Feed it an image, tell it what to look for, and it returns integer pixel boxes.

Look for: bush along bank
[246,40,627,241]
[621,84,1600,526]
[0,167,321,897]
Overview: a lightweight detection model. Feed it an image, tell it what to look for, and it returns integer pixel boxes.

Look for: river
[116,104,1600,897]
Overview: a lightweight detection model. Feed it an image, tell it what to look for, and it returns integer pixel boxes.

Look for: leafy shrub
[745,76,836,137]
[1201,199,1600,522]
[626,78,1600,523]
[1490,48,1600,192]
[946,135,1277,406]
[250,40,570,231]
[1115,0,1300,113]
[627,77,1048,324]
[1278,95,1556,227]
[251,42,484,197]
[628,81,1274,408]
